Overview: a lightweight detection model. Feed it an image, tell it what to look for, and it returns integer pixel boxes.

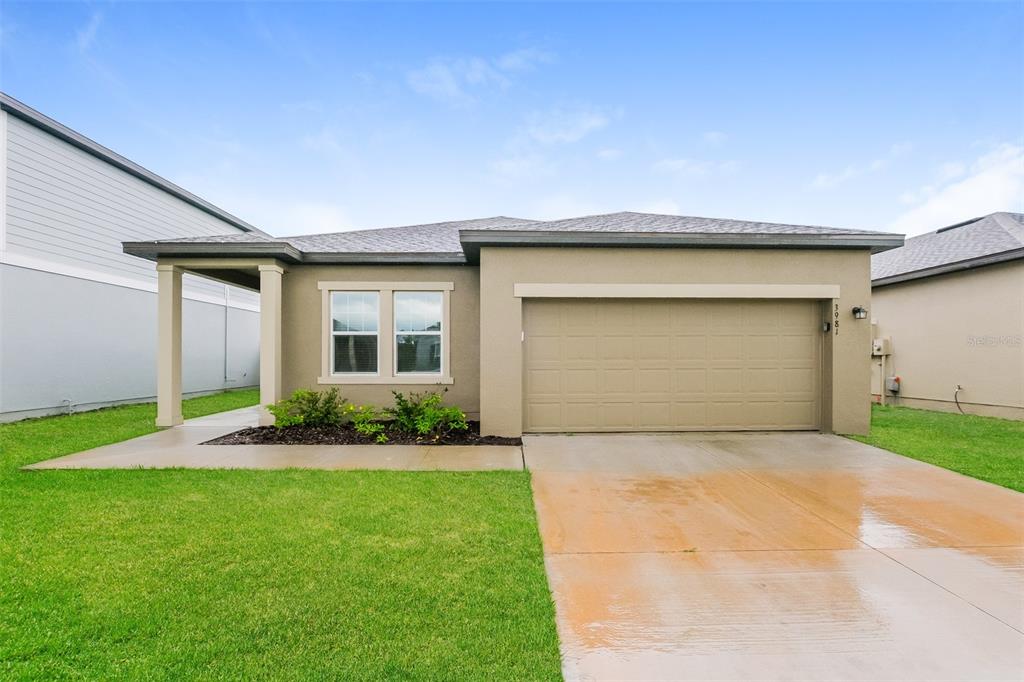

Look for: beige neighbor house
[124,212,903,436]
[871,212,1024,419]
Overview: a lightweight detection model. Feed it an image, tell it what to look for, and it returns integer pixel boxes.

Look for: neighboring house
[0,93,262,422]
[125,212,901,435]
[871,212,1024,419]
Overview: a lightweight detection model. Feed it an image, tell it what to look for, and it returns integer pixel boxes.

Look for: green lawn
[0,391,561,680]
[849,404,1024,492]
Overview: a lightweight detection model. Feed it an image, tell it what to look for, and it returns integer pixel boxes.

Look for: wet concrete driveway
[525,433,1024,681]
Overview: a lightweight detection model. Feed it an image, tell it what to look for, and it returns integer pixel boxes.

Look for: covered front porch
[153,258,285,427]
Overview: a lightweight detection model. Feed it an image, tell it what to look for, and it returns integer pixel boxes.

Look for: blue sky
[1,1,1021,237]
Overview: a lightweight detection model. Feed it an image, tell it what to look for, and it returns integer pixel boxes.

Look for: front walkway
[525,432,1024,681]
[24,406,523,471]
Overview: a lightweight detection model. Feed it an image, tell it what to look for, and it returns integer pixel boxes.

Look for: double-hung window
[319,282,453,384]
[331,292,379,374]
[395,291,443,374]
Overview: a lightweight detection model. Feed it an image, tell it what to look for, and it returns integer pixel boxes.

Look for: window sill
[317,375,454,386]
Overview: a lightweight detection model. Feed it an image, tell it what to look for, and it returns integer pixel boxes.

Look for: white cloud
[491,106,613,180]
[495,47,555,72]
[75,12,102,52]
[653,158,739,177]
[702,131,728,145]
[597,147,622,160]
[811,142,912,189]
[889,143,1024,236]
[407,57,507,106]
[407,47,553,106]
[525,107,609,145]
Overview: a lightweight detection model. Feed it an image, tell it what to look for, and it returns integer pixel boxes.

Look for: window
[394,291,443,374]
[318,281,453,385]
[331,291,379,374]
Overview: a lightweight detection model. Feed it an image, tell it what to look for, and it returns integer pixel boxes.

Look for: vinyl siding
[3,114,257,307]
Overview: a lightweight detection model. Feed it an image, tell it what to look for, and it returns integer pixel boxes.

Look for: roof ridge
[991,212,1024,245]
[284,215,537,241]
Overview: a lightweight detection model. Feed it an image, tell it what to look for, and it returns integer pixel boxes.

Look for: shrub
[386,389,468,441]
[346,404,388,443]
[266,388,348,429]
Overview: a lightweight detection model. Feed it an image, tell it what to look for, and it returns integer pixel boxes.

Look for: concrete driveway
[525,432,1024,681]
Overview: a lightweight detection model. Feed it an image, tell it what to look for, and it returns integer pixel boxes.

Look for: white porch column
[258,263,284,426]
[155,264,183,427]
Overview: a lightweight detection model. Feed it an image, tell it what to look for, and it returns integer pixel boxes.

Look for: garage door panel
[524,299,820,432]
[674,368,708,393]
[673,335,708,360]
[711,336,743,360]
[638,368,671,393]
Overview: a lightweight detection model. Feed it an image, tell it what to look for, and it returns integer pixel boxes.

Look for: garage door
[523,299,821,432]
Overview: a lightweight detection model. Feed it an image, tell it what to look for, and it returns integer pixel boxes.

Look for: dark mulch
[203,421,522,447]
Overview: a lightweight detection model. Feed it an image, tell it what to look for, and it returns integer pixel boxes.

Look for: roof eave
[122,241,303,264]
[459,230,905,263]
[1,92,269,237]
[872,247,1024,288]
[301,251,467,265]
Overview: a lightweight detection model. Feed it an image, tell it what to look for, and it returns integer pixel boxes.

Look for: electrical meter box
[872,337,892,356]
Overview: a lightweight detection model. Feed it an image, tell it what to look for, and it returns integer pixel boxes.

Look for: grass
[0,391,561,680]
[849,404,1024,493]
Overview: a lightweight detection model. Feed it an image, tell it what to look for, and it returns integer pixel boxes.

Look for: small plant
[346,404,388,443]
[266,388,348,429]
[386,389,468,441]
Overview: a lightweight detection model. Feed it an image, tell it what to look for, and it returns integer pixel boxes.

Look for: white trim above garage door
[523,298,823,432]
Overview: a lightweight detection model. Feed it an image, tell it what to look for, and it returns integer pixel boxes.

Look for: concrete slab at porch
[23,406,523,471]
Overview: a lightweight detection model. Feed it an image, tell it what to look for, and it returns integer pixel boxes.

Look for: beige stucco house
[871,212,1023,419]
[124,212,902,436]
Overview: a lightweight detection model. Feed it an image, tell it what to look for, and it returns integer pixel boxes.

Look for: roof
[124,211,903,264]
[872,212,1024,287]
[0,91,268,236]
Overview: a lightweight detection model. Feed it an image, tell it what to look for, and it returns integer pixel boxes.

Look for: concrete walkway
[525,432,1024,681]
[24,406,523,471]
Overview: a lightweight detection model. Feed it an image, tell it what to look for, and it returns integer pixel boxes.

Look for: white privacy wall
[0,108,260,420]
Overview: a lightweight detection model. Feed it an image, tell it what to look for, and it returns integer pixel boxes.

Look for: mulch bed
[203,421,522,447]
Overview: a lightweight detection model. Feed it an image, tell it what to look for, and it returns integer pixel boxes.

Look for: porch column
[155,264,183,427]
[258,263,284,425]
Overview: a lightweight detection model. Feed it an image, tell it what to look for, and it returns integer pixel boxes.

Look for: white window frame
[328,291,380,377]
[317,281,453,385]
[393,291,445,377]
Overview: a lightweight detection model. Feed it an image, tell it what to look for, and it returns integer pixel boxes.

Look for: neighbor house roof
[124,211,903,264]
[0,91,268,236]
[872,212,1024,287]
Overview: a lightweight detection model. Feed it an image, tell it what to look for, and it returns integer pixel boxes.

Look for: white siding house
[0,92,261,421]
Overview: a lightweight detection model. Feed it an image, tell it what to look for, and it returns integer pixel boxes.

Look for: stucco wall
[479,247,873,436]
[871,260,1024,419]
[280,264,481,415]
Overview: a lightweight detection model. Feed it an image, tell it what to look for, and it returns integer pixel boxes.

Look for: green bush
[266,388,348,429]
[386,389,468,441]
[345,404,388,443]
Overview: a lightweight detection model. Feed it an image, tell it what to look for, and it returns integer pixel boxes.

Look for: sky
[1,1,1021,238]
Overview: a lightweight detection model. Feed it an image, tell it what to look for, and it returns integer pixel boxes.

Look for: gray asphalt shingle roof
[872,212,1024,284]
[146,211,889,255]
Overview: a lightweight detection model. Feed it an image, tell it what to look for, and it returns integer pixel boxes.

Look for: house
[870,212,1024,419]
[125,212,901,436]
[0,93,263,421]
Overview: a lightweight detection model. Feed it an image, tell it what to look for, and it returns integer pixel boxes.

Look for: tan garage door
[523,299,821,432]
